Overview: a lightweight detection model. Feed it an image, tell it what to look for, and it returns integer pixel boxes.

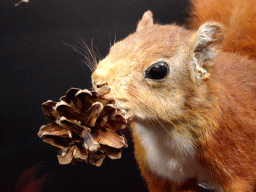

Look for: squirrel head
[91,11,224,123]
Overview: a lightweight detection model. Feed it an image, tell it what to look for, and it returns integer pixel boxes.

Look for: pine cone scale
[83,102,104,127]
[55,101,86,121]
[42,100,58,120]
[73,90,95,112]
[56,117,85,135]
[38,87,128,166]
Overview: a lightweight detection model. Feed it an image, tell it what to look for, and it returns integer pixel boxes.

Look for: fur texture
[91,1,256,191]
[190,0,256,60]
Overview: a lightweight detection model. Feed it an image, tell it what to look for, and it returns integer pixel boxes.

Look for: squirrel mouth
[114,101,132,120]
[120,109,132,120]
[95,86,132,119]
[116,105,130,118]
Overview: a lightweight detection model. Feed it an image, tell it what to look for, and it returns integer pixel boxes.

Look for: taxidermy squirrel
[91,0,256,191]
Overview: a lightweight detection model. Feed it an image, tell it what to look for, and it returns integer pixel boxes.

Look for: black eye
[144,62,169,80]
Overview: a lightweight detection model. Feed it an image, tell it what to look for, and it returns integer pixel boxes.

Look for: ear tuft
[136,11,154,31]
[190,22,225,83]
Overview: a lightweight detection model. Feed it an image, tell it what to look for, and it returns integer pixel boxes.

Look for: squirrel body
[91,0,256,191]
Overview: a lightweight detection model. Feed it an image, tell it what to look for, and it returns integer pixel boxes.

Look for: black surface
[0,0,190,191]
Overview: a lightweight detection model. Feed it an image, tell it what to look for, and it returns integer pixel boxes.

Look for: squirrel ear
[190,22,225,83]
[136,11,154,31]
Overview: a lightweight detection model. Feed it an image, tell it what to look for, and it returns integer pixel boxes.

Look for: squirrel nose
[96,82,108,88]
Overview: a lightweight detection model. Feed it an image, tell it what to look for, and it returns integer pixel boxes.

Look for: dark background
[0,0,190,191]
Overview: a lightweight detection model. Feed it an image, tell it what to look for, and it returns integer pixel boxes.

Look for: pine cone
[38,87,128,166]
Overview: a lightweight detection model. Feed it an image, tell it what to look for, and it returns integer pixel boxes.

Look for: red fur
[190,0,256,60]
[132,54,256,192]
[197,53,256,191]
[134,1,256,191]
[93,1,256,191]
[190,1,256,189]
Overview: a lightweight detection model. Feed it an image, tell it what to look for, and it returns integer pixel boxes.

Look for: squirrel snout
[96,82,108,88]
[95,85,111,97]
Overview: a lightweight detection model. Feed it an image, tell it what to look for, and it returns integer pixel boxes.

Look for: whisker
[109,32,112,50]
[94,45,102,61]
[122,87,170,136]
[64,32,105,73]
[90,39,102,62]
[154,118,173,138]
[90,38,98,66]
[122,84,184,138]
[113,22,117,45]
[80,60,93,72]
[63,42,94,72]
[76,34,101,71]
[113,86,176,140]
[131,97,173,138]
[76,39,97,71]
